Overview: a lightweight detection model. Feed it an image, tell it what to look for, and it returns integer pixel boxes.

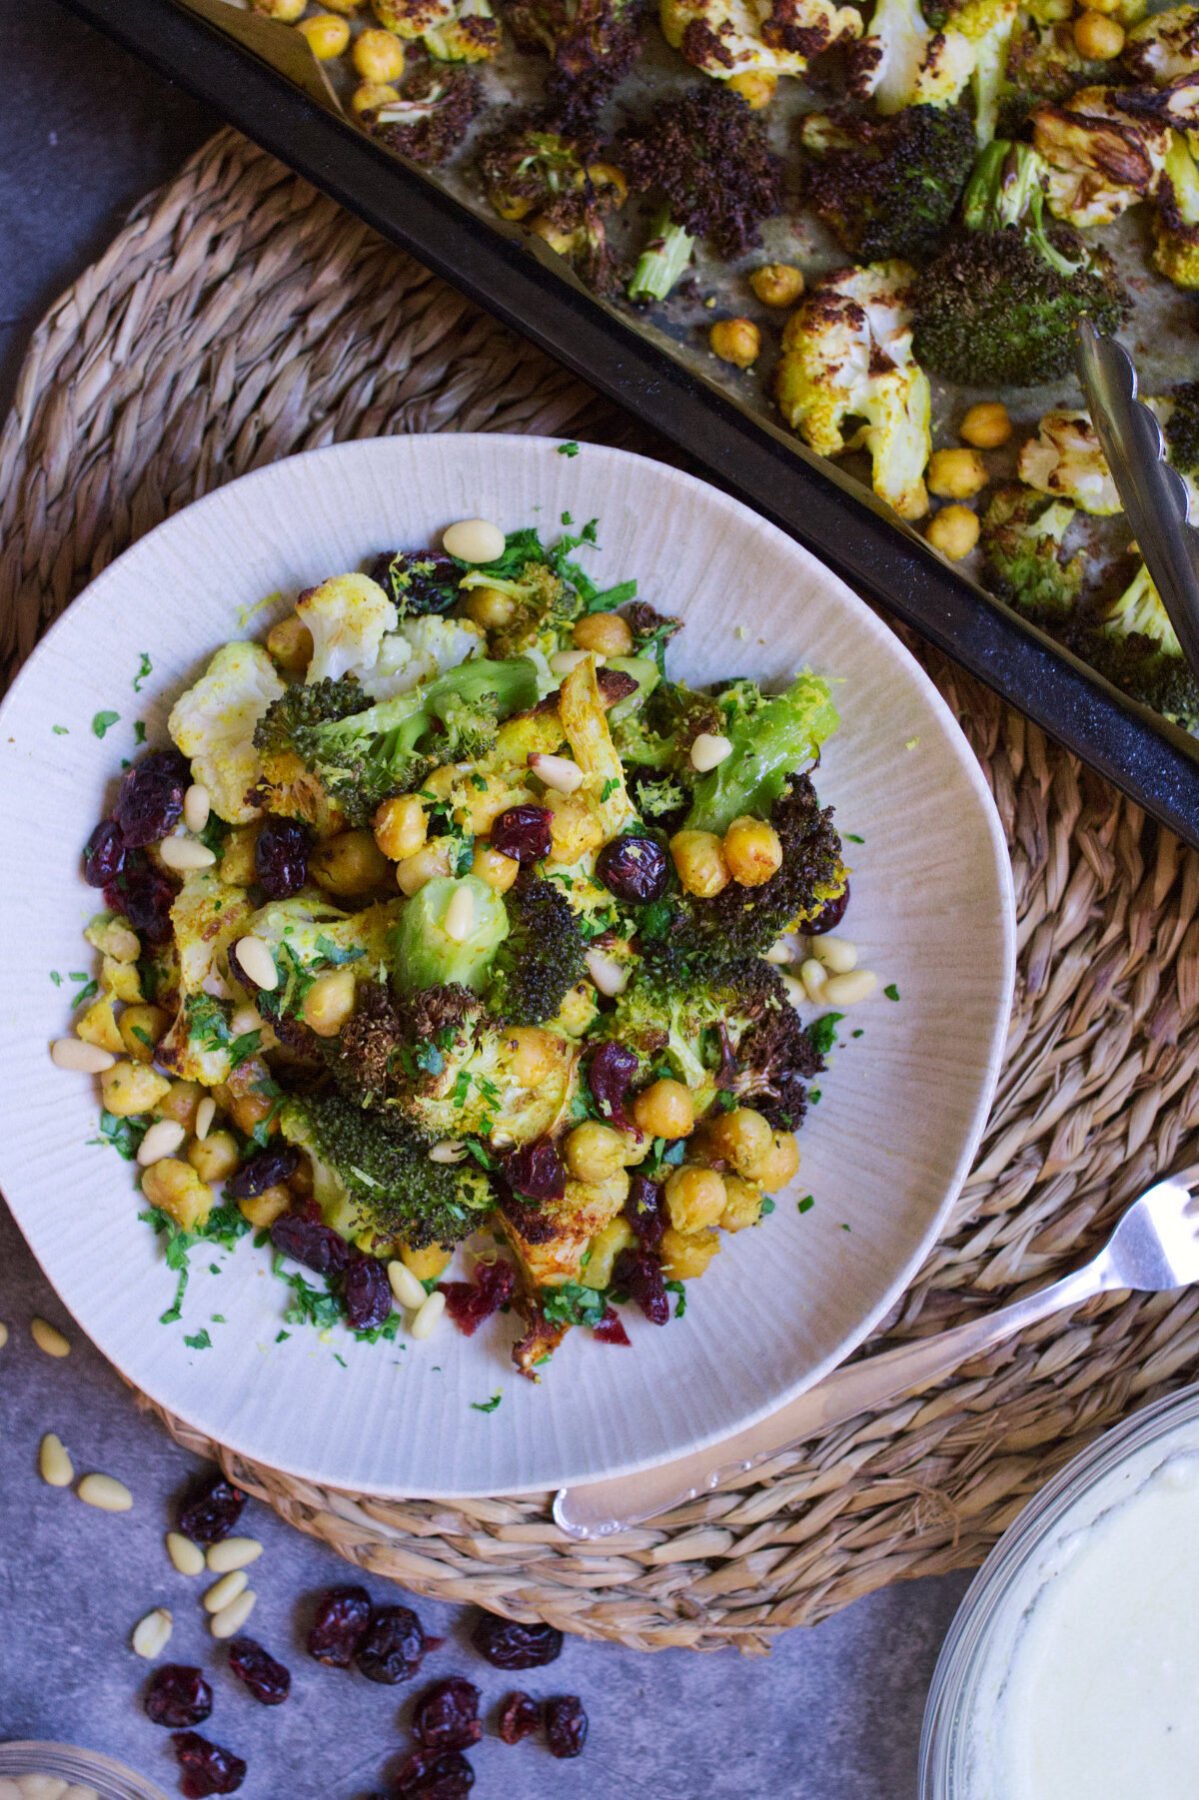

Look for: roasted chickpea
[664,1165,727,1233]
[927,504,980,560]
[155,1080,204,1132]
[395,839,452,895]
[187,1130,241,1185]
[352,23,406,77]
[546,791,604,865]
[720,1174,764,1233]
[296,13,352,56]
[100,1060,171,1118]
[1073,9,1124,55]
[215,1077,278,1139]
[581,1217,636,1290]
[632,1078,695,1140]
[927,447,988,501]
[670,828,730,899]
[373,793,427,862]
[661,1225,721,1280]
[238,1183,294,1229]
[750,262,805,308]
[302,967,357,1037]
[402,1241,452,1281]
[463,585,517,629]
[572,611,633,657]
[728,69,777,108]
[959,402,1012,449]
[504,1026,560,1086]
[723,816,783,887]
[265,612,314,673]
[309,828,390,896]
[119,1004,170,1063]
[755,1130,801,1193]
[101,955,142,1003]
[564,1121,628,1184]
[472,842,520,894]
[709,318,762,369]
[351,80,400,114]
[705,1106,775,1179]
[75,999,123,1055]
[140,1159,214,1233]
[320,0,361,11]
[251,0,306,18]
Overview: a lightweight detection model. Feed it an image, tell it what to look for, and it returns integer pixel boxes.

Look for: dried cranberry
[393,1750,475,1799]
[105,850,176,943]
[613,1247,669,1326]
[806,878,850,936]
[83,819,125,886]
[271,1211,357,1277]
[307,1584,373,1666]
[593,1306,630,1345]
[596,834,668,904]
[470,1614,563,1670]
[144,1666,213,1728]
[414,1676,483,1752]
[623,1174,665,1249]
[227,1637,290,1706]
[254,816,312,900]
[440,1259,516,1337]
[587,1042,641,1134]
[369,549,461,615]
[354,1603,427,1683]
[224,1143,299,1199]
[498,1691,541,1744]
[114,749,189,848]
[171,1731,246,1797]
[176,1474,246,1546]
[343,1256,392,1332]
[544,1694,588,1759]
[503,1138,565,1202]
[489,805,552,866]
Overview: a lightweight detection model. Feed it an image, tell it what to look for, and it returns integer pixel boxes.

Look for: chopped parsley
[540,1283,608,1329]
[665,1279,687,1319]
[132,652,153,693]
[557,441,580,457]
[91,710,121,738]
[49,970,63,987]
[808,1012,844,1057]
[91,1111,150,1161]
[184,1329,212,1351]
[314,935,366,967]
[884,983,901,1002]
[133,721,147,746]
[760,1197,776,1215]
[274,1258,342,1331]
[599,777,619,804]
[51,724,69,736]
[797,1194,815,1214]
[844,833,864,845]
[354,1313,403,1345]
[471,1393,503,1413]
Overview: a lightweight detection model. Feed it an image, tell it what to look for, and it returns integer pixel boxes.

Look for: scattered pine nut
[205,1535,264,1574]
[203,1569,249,1614]
[234,934,279,992]
[810,936,858,974]
[780,973,806,1007]
[388,1260,427,1311]
[51,1037,116,1073]
[690,732,733,773]
[443,518,506,564]
[209,1588,257,1640]
[183,785,211,834]
[548,648,603,675]
[158,836,216,872]
[799,958,829,1004]
[31,1317,71,1358]
[166,1531,206,1576]
[136,1118,187,1168]
[584,946,629,997]
[822,969,878,1006]
[77,1472,134,1513]
[528,752,584,795]
[443,884,475,944]
[765,939,792,964]
[39,1432,74,1488]
[194,1097,216,1142]
[428,1140,466,1164]
[410,1291,446,1340]
[132,1607,174,1660]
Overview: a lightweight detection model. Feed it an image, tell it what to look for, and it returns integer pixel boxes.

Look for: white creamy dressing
[973,1441,1199,1799]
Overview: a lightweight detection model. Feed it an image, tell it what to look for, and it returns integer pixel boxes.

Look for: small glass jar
[0,1742,169,1800]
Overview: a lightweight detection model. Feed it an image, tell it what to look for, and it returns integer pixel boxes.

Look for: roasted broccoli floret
[660,0,862,83]
[479,122,626,290]
[1017,409,1122,515]
[252,676,372,832]
[776,260,933,521]
[913,140,1126,385]
[721,964,825,1128]
[620,86,784,303]
[366,64,484,164]
[800,104,977,262]
[849,0,1019,144]
[485,878,586,1024]
[373,0,500,58]
[392,874,511,997]
[979,485,1084,625]
[1079,562,1199,727]
[1152,130,1199,288]
[1163,379,1199,480]
[1123,4,1199,85]
[279,1092,493,1251]
[499,0,643,121]
[1030,85,1170,226]
[1002,15,1102,118]
[682,673,839,836]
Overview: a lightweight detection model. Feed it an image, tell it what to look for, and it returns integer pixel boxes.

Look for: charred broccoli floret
[913,140,1127,385]
[723,964,825,1129]
[499,0,643,122]
[366,64,483,164]
[1078,562,1199,728]
[486,878,586,1024]
[979,485,1084,626]
[800,104,977,262]
[252,676,369,831]
[1164,379,1199,478]
[479,122,626,290]
[620,86,784,303]
[683,673,839,836]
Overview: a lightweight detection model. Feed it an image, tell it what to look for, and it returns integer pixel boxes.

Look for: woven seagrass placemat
[5,128,1199,1655]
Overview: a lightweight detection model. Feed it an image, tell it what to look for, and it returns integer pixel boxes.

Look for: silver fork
[553,1172,1199,1540]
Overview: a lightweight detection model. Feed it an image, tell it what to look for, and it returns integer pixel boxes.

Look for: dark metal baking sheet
[53,0,1199,847]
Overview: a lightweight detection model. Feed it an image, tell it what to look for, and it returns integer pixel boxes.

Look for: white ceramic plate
[0,436,1014,1498]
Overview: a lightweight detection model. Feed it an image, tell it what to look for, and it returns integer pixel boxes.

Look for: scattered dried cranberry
[498,1691,541,1745]
[144,1666,213,1729]
[369,549,461,616]
[489,805,552,866]
[104,850,176,943]
[227,1637,290,1706]
[414,1676,483,1753]
[613,1247,669,1326]
[544,1694,588,1759]
[805,878,850,936]
[441,1260,516,1337]
[171,1731,246,1797]
[503,1139,565,1202]
[470,1614,563,1670]
[596,834,668,904]
[587,1042,641,1134]
[114,749,189,848]
[83,819,125,886]
[343,1256,392,1332]
[271,1211,357,1277]
[254,816,311,900]
[354,1603,427,1684]
[307,1584,373,1667]
[176,1474,246,1547]
[225,1143,299,1199]
[624,1174,665,1249]
[393,1749,475,1799]
[593,1307,630,1346]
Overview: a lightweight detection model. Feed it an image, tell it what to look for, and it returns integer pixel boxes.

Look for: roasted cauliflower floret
[1152,129,1199,286]
[167,641,285,825]
[1031,85,1171,225]
[1123,3,1199,85]
[374,0,500,56]
[361,614,485,701]
[297,573,398,685]
[1017,409,1122,515]
[848,0,1018,142]
[660,0,862,82]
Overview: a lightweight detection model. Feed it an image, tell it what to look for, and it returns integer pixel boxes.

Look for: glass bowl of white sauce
[920,1382,1199,1800]
[0,1744,169,1800]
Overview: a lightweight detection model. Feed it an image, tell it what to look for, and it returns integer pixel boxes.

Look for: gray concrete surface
[1,7,972,1794]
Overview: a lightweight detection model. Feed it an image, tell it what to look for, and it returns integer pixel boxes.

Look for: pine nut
[136,1119,187,1167]
[549,648,604,675]
[158,836,216,871]
[822,969,878,1006]
[205,1535,264,1574]
[166,1530,206,1576]
[388,1260,427,1309]
[132,1607,174,1660]
[51,1037,116,1073]
[811,935,858,974]
[765,939,792,964]
[183,785,211,834]
[429,1139,466,1164]
[31,1317,71,1358]
[444,884,474,944]
[39,1432,74,1488]
[528,752,584,794]
[780,973,806,1007]
[77,1472,134,1513]
[442,517,506,564]
[9,1782,71,1800]
[0,1321,8,1350]
[209,1588,257,1639]
[234,933,279,992]
[203,1569,248,1614]
[195,1097,216,1142]
[584,946,629,997]
[410,1291,446,1340]
[690,732,733,773]
[799,958,829,1003]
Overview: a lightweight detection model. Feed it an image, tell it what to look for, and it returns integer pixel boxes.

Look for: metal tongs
[1076,317,1199,682]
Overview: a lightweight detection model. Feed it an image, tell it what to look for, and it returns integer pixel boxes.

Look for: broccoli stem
[627,212,695,303]
[962,141,1081,277]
